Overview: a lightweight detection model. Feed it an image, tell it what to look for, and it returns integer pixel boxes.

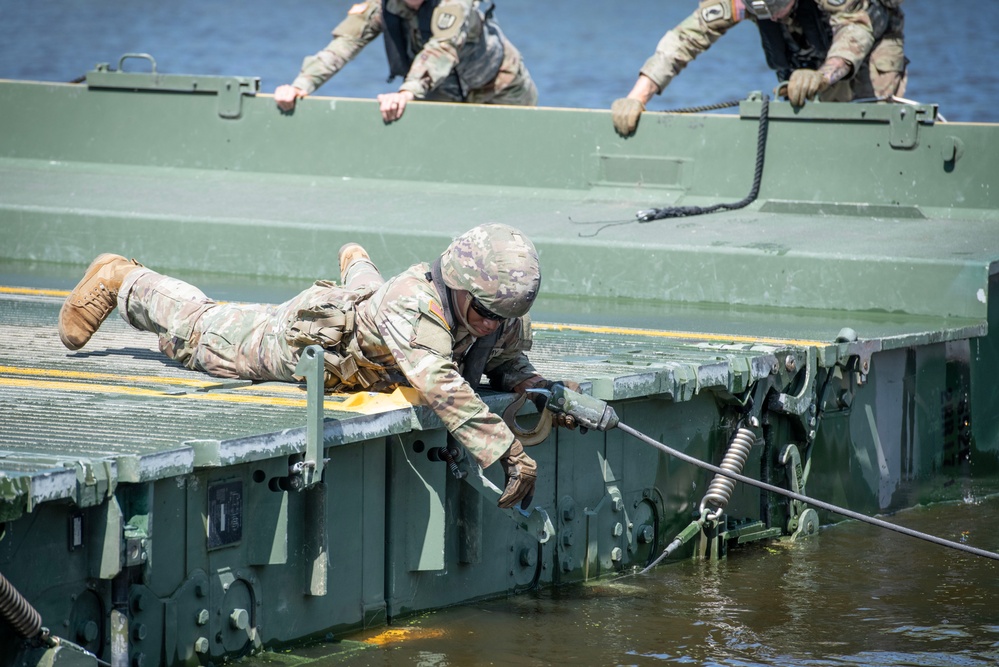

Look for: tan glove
[787,69,829,107]
[497,439,537,509]
[611,97,645,136]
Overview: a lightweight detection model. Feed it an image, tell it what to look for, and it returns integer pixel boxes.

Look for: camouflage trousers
[116,260,385,384]
[466,37,538,107]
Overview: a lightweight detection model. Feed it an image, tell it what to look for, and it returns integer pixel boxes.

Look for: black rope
[659,99,742,114]
[636,95,770,223]
[616,422,999,564]
[574,96,770,238]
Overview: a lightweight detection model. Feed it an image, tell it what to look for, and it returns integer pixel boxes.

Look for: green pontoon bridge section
[0,68,997,664]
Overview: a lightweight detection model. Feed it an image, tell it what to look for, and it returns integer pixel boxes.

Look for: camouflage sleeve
[818,0,888,71]
[639,1,740,93]
[485,315,538,391]
[398,0,473,99]
[375,279,515,469]
[291,1,383,95]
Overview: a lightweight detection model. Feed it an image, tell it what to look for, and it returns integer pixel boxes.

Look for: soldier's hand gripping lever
[526,383,619,433]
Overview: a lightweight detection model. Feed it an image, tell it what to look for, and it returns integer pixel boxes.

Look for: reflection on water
[0,2,997,122]
[250,495,999,667]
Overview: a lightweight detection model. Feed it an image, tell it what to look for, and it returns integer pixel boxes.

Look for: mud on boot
[58,253,142,350]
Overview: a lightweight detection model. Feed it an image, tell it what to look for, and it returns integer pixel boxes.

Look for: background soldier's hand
[497,439,537,509]
[787,69,829,106]
[611,97,644,136]
[274,84,307,111]
[377,91,416,123]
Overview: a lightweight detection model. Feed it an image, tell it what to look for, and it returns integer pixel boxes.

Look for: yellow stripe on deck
[0,373,422,413]
[532,322,827,348]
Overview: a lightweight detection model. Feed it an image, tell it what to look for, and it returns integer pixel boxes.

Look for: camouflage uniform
[116,259,537,469]
[291,0,537,106]
[640,0,907,102]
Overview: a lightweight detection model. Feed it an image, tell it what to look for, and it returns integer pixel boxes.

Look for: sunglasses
[469,297,505,322]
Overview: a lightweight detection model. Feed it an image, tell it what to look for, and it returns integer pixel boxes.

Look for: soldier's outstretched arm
[612,2,737,136]
[275,1,383,110]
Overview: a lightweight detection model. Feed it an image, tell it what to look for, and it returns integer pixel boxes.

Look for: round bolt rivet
[230,608,249,631]
[611,547,623,562]
[612,522,623,537]
[78,620,100,643]
[196,609,210,626]
[132,623,147,642]
[194,638,210,654]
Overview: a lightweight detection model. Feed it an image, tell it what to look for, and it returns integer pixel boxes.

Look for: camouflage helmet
[745,0,796,19]
[439,223,541,319]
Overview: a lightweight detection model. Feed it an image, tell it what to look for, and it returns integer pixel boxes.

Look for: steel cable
[616,422,999,563]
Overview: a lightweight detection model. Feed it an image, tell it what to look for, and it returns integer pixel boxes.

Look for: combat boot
[58,253,142,350]
[338,243,372,282]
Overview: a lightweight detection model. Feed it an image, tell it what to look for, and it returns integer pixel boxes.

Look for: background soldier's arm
[639,1,740,96]
[819,0,889,85]
[291,2,383,95]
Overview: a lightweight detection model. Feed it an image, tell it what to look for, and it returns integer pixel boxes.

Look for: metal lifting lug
[86,53,260,119]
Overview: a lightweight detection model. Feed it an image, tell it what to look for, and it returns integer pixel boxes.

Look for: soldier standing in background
[274,0,537,122]
[57,224,571,510]
[611,0,907,136]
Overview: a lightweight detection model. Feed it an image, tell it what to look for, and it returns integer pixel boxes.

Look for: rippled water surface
[0,1,996,121]
[247,493,999,667]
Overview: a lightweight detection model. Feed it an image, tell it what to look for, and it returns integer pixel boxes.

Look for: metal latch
[294,345,326,488]
[86,53,259,119]
[889,104,934,150]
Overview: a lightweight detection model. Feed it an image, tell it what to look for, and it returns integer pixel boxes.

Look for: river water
[262,492,999,667]
[0,1,996,122]
[3,2,998,665]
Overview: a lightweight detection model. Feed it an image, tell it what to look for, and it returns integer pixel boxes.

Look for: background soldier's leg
[468,39,538,107]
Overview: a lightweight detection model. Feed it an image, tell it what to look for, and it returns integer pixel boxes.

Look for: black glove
[497,439,537,510]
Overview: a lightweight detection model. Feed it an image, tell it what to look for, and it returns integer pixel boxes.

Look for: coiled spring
[699,423,758,521]
[0,570,42,639]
